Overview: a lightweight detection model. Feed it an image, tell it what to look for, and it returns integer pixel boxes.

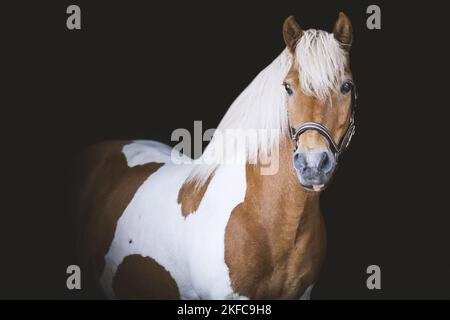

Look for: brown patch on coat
[177,175,213,216]
[113,254,180,299]
[70,140,164,281]
[224,137,326,299]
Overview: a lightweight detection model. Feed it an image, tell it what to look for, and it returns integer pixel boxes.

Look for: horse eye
[340,81,353,95]
[283,82,293,96]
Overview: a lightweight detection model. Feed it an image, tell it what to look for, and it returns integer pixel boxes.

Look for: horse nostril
[317,152,333,173]
[293,152,306,171]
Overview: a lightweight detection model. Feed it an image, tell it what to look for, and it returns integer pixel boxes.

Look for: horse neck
[246,135,322,244]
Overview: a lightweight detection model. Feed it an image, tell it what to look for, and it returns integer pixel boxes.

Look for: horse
[71,13,357,300]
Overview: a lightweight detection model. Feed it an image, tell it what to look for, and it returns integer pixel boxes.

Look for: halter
[290,85,357,162]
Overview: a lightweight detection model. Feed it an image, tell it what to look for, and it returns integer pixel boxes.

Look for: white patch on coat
[122,140,174,166]
[100,140,249,300]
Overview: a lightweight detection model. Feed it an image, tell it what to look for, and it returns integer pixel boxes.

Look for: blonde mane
[296,30,347,100]
[186,29,347,187]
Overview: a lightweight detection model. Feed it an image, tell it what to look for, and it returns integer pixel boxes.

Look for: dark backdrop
[1,0,449,299]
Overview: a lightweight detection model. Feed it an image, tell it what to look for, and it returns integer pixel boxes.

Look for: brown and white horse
[72,13,356,299]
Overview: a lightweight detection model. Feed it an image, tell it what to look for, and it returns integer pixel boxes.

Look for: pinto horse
[72,13,356,299]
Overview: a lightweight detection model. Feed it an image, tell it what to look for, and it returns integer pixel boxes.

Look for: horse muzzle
[293,149,336,192]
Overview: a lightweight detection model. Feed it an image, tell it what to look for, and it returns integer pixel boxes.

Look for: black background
[1,0,449,299]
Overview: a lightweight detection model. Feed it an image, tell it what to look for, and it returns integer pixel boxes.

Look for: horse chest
[225,204,326,299]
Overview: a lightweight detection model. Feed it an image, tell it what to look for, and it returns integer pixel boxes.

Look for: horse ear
[333,12,353,50]
[283,16,303,53]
